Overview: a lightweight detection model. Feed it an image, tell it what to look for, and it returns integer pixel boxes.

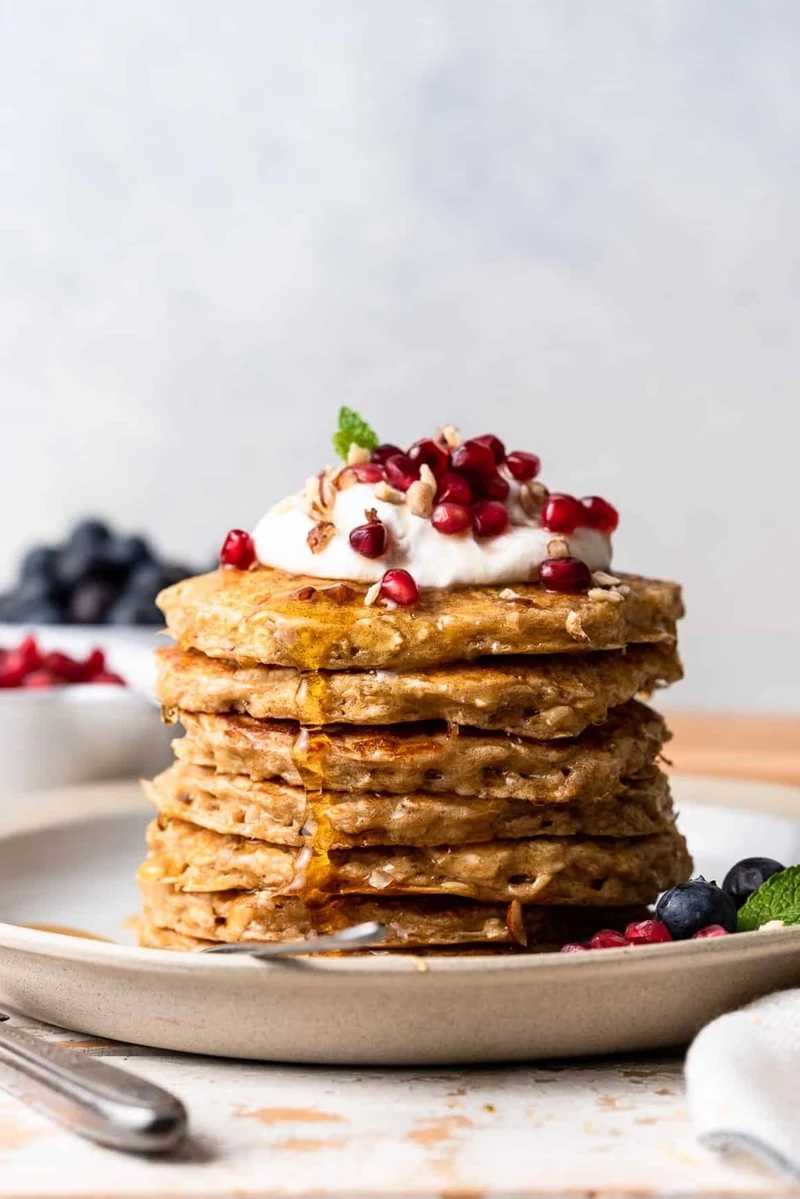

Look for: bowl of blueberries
[0,516,209,799]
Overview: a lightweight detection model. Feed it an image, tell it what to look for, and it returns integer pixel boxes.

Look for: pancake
[155,642,682,739]
[145,761,675,847]
[171,699,667,801]
[141,816,691,906]
[138,879,648,950]
[158,567,683,671]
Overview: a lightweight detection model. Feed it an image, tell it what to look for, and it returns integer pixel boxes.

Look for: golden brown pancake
[155,642,682,738]
[157,567,683,671]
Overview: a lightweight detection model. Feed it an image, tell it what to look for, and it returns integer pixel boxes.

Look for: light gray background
[0,0,797,710]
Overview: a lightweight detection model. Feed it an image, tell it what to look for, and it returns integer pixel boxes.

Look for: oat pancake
[141,816,690,905]
[145,760,675,847]
[171,700,667,802]
[158,567,683,671]
[156,642,682,738]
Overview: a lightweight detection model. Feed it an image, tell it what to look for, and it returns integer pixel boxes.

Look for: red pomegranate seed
[580,495,619,534]
[90,671,126,686]
[541,493,582,534]
[23,669,63,688]
[588,929,628,950]
[472,501,510,538]
[379,569,419,606]
[473,470,510,502]
[408,438,449,479]
[384,454,419,492]
[431,503,472,535]
[220,529,256,569]
[691,925,729,939]
[42,651,84,683]
[0,656,27,688]
[436,472,473,505]
[350,463,383,483]
[349,520,388,558]
[371,443,404,466]
[17,635,42,673]
[81,648,106,680]
[505,451,541,482]
[472,434,506,463]
[450,439,497,475]
[559,942,589,953]
[625,919,672,946]
[539,557,592,593]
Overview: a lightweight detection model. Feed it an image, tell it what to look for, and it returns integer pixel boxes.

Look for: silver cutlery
[202,919,388,957]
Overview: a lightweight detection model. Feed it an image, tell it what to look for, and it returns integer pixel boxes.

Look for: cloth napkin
[685,988,800,1183]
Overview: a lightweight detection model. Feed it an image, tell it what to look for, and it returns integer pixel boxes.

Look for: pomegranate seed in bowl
[505,451,541,482]
[379,569,419,607]
[541,494,582,534]
[691,925,729,939]
[580,495,619,534]
[220,529,256,570]
[559,942,589,953]
[432,503,472,535]
[624,919,672,946]
[349,521,388,559]
[436,472,473,506]
[588,929,628,950]
[472,434,506,463]
[472,501,509,538]
[450,439,497,475]
[539,557,592,593]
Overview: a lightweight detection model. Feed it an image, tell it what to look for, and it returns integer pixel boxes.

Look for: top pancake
[158,566,683,671]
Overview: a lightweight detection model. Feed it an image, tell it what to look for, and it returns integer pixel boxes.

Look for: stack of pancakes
[137,565,691,952]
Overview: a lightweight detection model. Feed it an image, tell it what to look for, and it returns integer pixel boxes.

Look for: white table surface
[0,1014,790,1198]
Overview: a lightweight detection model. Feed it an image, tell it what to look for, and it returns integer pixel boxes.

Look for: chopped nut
[499,587,524,601]
[324,583,354,605]
[364,507,379,523]
[363,581,382,607]
[587,586,625,603]
[546,538,570,559]
[406,479,435,518]
[318,470,336,511]
[591,570,622,588]
[519,481,549,518]
[505,899,528,948]
[616,584,631,596]
[565,610,589,641]
[307,522,335,554]
[291,585,316,601]
[335,467,358,491]
[160,705,179,725]
[418,463,437,490]
[347,443,371,466]
[374,480,404,504]
[436,424,461,448]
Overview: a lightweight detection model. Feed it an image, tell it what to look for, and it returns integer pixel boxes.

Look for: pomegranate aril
[625,919,673,946]
[90,670,126,686]
[350,463,383,483]
[42,651,84,682]
[371,443,404,466]
[220,529,256,570]
[379,569,419,607]
[81,648,106,679]
[349,521,388,559]
[407,438,449,479]
[506,451,541,482]
[436,472,473,506]
[691,924,729,939]
[431,503,472,535]
[17,635,42,673]
[472,501,509,538]
[559,942,589,953]
[472,434,506,464]
[539,556,592,593]
[588,929,628,950]
[473,470,510,502]
[541,493,582,534]
[580,495,619,534]
[384,455,419,493]
[23,669,63,688]
[450,439,497,475]
[0,657,27,688]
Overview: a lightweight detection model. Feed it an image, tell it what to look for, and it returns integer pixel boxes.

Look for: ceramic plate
[0,776,799,1065]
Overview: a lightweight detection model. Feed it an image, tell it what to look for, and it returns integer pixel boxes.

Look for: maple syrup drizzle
[289,722,336,906]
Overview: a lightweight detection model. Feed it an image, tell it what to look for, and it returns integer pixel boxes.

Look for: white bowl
[0,622,165,699]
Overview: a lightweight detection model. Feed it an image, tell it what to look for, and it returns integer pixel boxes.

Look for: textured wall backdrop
[0,0,798,709]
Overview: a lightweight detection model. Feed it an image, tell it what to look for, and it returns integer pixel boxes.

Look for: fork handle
[0,1020,187,1153]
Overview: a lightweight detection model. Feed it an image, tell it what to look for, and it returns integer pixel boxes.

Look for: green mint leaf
[738,865,800,931]
[332,407,379,461]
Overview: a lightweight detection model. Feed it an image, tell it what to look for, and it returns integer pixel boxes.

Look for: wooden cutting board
[665,712,800,787]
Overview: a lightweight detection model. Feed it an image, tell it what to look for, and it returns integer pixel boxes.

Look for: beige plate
[0,776,799,1065]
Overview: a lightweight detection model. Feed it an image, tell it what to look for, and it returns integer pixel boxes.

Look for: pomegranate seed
[625,919,673,946]
[90,671,126,686]
[559,943,589,953]
[588,929,628,950]
[23,669,63,688]
[350,463,383,483]
[539,557,592,593]
[506,451,541,482]
[407,438,449,479]
[580,495,619,534]
[473,470,510,502]
[81,648,106,679]
[220,529,256,570]
[436,472,473,505]
[0,657,27,688]
[371,443,404,466]
[349,521,388,559]
[42,651,84,682]
[450,439,497,475]
[384,455,419,492]
[691,924,729,939]
[431,503,472,535]
[472,434,506,463]
[541,493,582,534]
[17,635,42,673]
[379,569,419,607]
[472,501,509,538]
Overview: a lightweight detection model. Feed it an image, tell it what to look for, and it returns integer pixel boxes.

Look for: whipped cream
[252,476,612,588]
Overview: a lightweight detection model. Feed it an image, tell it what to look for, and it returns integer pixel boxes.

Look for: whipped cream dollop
[252,474,612,588]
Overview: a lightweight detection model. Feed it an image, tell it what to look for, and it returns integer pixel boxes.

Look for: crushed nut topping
[291,585,316,601]
[565,610,589,641]
[499,587,525,601]
[307,522,335,554]
[323,583,354,605]
[364,507,379,523]
[546,537,570,559]
[318,469,336,511]
[591,570,622,588]
[519,480,549,519]
[363,580,382,607]
[418,463,437,490]
[347,443,371,466]
[374,480,405,504]
[406,478,435,518]
[505,899,528,947]
[587,587,625,603]
[436,424,461,448]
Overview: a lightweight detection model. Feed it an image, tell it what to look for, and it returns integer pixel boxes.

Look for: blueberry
[68,579,119,625]
[158,562,193,587]
[722,858,785,910]
[107,594,162,626]
[56,546,127,591]
[127,562,170,600]
[655,877,738,940]
[67,518,111,552]
[104,535,152,574]
[19,545,58,583]
[15,600,64,625]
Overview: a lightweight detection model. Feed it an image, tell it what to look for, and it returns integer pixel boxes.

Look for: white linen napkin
[685,988,800,1183]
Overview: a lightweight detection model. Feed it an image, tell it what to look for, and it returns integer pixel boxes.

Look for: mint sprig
[332,407,379,461]
[738,865,800,931]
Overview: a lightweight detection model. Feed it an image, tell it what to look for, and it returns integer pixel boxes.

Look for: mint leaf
[332,407,379,461]
[738,865,800,931]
